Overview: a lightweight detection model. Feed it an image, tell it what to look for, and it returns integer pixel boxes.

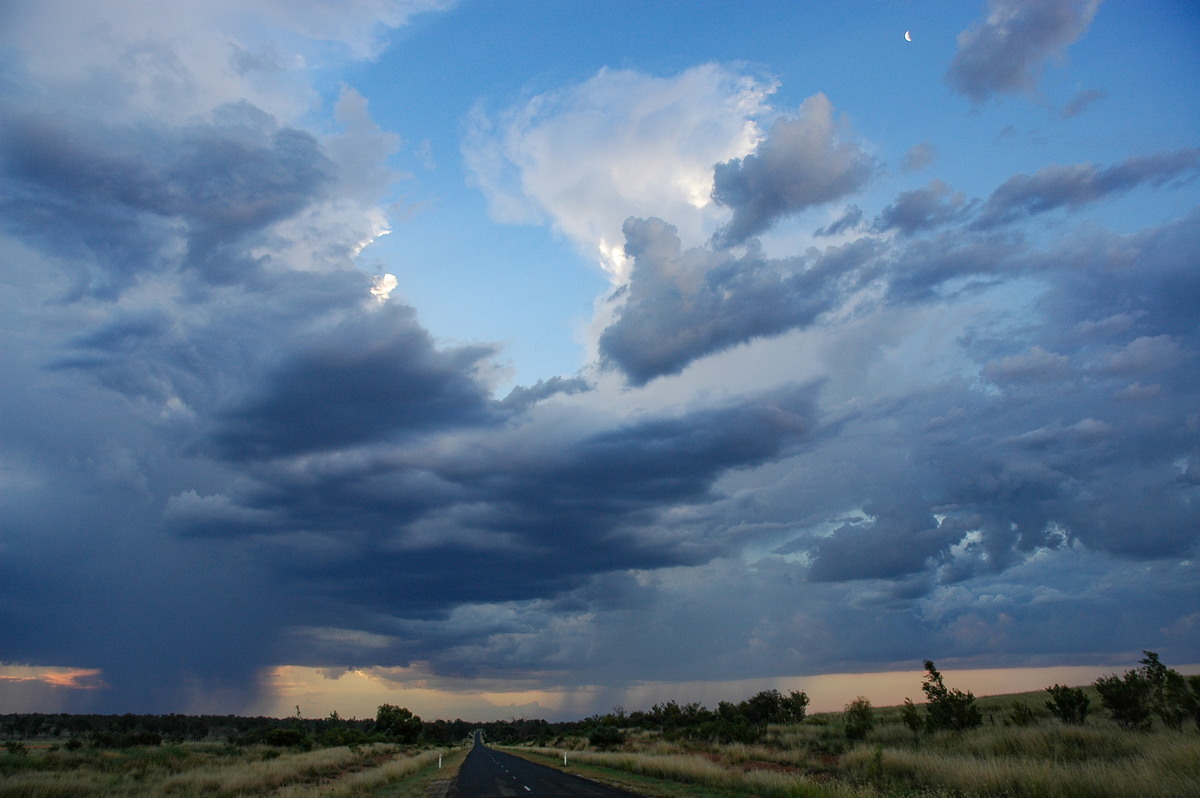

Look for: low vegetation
[4,651,1197,797]
[499,652,1200,798]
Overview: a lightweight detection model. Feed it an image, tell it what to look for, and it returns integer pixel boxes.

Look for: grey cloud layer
[0,104,333,296]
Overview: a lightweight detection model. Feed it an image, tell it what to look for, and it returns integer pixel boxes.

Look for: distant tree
[375,704,422,744]
[1044,684,1090,725]
[781,690,810,723]
[843,696,875,740]
[920,660,982,732]
[741,690,785,725]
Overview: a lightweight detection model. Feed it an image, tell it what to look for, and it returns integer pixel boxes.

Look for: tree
[920,660,982,731]
[843,696,875,740]
[375,704,422,744]
[1186,676,1200,732]
[1044,684,1090,725]
[781,690,810,724]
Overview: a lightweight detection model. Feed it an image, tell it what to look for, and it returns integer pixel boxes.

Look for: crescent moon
[904,30,912,42]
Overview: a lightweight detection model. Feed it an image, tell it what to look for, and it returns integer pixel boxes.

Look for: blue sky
[1,0,1198,720]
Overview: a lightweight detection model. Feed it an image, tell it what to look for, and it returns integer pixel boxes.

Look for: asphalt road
[451,732,643,797]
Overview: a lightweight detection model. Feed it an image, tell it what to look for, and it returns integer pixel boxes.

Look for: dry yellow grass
[0,743,453,798]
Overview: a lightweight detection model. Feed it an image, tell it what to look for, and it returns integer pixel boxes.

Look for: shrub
[263,728,312,748]
[1045,684,1090,724]
[1006,700,1036,727]
[843,696,875,740]
[588,725,625,749]
[1095,671,1152,730]
[901,698,923,736]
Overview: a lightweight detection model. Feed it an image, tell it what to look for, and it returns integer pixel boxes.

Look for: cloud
[974,149,1200,228]
[499,376,592,413]
[874,180,975,236]
[2,0,1199,720]
[711,93,876,246]
[195,383,821,630]
[208,306,497,460]
[901,142,937,172]
[947,0,1102,103]
[0,104,340,295]
[1061,88,1107,118]
[982,346,1072,385]
[598,217,878,384]
[814,205,865,238]
[462,64,775,278]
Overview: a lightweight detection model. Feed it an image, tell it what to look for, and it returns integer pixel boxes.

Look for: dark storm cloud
[599,217,878,385]
[974,149,1200,228]
[711,94,876,245]
[209,305,497,460]
[947,0,1102,103]
[241,384,817,601]
[0,102,331,295]
[873,180,975,236]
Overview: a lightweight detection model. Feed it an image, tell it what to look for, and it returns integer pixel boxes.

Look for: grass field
[0,742,463,798]
[504,688,1200,798]
[4,684,1197,797]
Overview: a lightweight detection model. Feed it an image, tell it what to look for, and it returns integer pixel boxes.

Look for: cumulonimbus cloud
[462,63,775,279]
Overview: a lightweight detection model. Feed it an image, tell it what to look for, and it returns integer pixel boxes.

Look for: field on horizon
[3,683,1198,797]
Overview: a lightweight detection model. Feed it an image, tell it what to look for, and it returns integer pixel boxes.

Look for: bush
[1045,684,1090,725]
[901,698,923,735]
[262,728,311,748]
[843,697,875,740]
[1006,701,1036,727]
[1095,672,1152,730]
[588,725,625,749]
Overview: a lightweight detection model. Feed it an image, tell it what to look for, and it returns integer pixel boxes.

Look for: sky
[1,0,1198,721]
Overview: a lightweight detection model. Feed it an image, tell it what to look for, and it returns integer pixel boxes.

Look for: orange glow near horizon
[254,661,1200,721]
[0,664,106,690]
